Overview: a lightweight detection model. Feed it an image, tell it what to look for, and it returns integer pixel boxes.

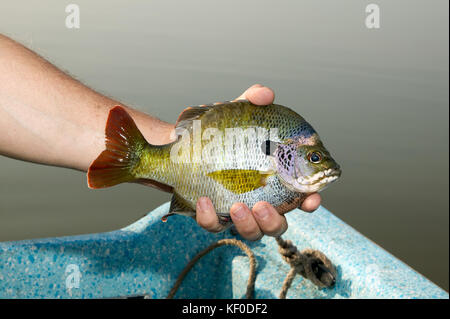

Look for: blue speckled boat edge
[0,202,448,299]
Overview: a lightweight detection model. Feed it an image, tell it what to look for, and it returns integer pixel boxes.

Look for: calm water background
[0,0,448,290]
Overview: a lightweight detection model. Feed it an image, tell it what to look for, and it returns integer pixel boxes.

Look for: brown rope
[166,238,256,299]
[275,236,336,298]
[162,236,335,300]
[279,268,297,299]
[276,236,306,299]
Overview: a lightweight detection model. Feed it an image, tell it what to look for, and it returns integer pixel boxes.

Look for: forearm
[0,34,174,171]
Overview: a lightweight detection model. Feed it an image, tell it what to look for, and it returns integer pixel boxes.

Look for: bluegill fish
[87,100,341,226]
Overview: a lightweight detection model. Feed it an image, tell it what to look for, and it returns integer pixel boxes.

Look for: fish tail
[87,106,147,189]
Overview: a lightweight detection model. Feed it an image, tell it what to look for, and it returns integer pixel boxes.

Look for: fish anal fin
[207,169,274,194]
[133,178,173,193]
[169,192,195,216]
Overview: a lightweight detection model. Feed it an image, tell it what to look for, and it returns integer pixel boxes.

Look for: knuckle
[209,225,225,233]
[262,218,287,237]
[267,225,287,237]
[247,232,264,241]
[262,225,281,236]
[197,215,219,230]
[241,229,263,241]
[235,223,261,241]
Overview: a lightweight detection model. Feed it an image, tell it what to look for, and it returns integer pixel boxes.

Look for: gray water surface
[0,0,448,291]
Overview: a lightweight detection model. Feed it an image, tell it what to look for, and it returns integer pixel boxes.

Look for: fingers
[251,201,288,237]
[196,197,287,240]
[300,193,321,212]
[197,198,289,240]
[234,84,263,100]
[196,193,319,238]
[246,86,275,105]
[230,201,287,241]
[230,203,263,241]
[196,197,225,233]
[196,190,319,238]
[235,84,275,106]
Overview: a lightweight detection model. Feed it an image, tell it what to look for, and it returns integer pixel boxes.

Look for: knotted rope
[161,236,336,299]
[275,236,336,298]
[166,238,256,299]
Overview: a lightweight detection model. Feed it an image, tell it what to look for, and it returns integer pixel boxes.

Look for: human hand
[195,84,322,240]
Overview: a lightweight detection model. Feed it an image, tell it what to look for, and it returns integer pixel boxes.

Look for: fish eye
[308,151,322,164]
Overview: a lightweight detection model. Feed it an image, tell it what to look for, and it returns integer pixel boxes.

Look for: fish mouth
[278,167,341,193]
[286,168,341,193]
[297,168,341,186]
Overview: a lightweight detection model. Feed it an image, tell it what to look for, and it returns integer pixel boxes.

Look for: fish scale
[87,100,341,225]
[138,101,306,214]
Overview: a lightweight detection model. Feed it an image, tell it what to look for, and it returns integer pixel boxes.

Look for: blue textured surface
[0,203,448,299]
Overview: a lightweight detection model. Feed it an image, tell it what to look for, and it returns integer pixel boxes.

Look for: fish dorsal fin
[175,106,212,129]
[175,100,250,129]
[207,169,275,194]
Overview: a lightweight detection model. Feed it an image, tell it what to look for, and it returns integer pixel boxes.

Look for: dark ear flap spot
[261,140,278,156]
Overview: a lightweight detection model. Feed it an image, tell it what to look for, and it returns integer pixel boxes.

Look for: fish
[87,100,341,227]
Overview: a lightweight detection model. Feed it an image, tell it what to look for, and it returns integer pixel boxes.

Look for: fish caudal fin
[87,106,147,189]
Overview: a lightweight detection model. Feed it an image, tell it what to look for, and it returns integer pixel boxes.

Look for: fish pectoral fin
[169,192,196,216]
[207,169,275,194]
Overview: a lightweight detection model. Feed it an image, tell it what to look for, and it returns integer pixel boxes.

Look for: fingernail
[231,205,247,220]
[198,197,213,213]
[254,204,270,220]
